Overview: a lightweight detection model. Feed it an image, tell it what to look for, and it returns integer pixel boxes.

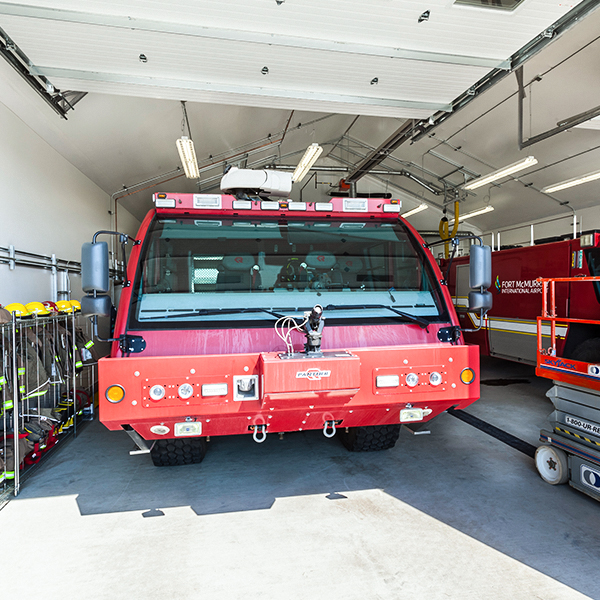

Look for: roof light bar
[541,168,600,194]
[401,203,428,218]
[261,201,279,210]
[315,202,333,212]
[292,143,323,183]
[288,202,307,211]
[232,200,253,210]
[449,205,494,224]
[176,136,200,179]
[193,195,221,209]
[463,156,537,190]
[155,197,176,208]
[343,198,368,212]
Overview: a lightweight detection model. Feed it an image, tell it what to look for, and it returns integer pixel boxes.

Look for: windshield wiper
[142,307,286,320]
[323,304,430,330]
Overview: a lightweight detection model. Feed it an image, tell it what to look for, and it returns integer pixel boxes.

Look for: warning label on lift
[565,415,600,437]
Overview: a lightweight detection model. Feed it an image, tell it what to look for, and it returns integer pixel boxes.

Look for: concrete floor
[2,357,600,599]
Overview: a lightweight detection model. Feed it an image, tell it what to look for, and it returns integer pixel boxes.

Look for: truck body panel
[442,233,600,364]
[96,193,482,449]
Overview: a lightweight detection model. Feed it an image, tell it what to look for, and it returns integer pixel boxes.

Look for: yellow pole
[439,201,460,259]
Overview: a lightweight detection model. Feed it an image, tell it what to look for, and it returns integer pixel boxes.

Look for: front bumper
[99,343,480,439]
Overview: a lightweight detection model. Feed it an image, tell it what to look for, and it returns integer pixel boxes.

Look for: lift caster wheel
[535,445,569,485]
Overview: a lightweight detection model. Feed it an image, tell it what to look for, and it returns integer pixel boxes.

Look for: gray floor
[2,357,599,599]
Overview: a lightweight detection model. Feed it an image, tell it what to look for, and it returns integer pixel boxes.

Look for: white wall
[481,205,600,249]
[0,100,140,307]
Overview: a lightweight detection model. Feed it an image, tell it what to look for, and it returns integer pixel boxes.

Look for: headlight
[405,373,419,388]
[178,383,194,399]
[429,372,442,386]
[149,384,166,400]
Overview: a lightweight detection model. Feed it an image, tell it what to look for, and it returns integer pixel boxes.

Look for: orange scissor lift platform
[536,276,600,500]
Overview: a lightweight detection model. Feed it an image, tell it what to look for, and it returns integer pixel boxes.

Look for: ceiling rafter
[29,66,452,114]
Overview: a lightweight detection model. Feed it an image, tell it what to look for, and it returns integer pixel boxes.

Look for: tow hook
[323,420,337,438]
[251,424,267,443]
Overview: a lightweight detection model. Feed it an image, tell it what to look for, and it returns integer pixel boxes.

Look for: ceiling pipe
[270,163,447,196]
[329,154,444,210]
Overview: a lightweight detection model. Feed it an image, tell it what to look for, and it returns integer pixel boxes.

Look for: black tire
[571,338,600,363]
[340,424,400,452]
[150,437,207,467]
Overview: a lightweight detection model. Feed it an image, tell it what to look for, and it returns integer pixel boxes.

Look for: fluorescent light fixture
[292,143,323,183]
[176,136,200,179]
[401,203,428,218]
[463,156,537,190]
[449,205,494,225]
[541,168,600,194]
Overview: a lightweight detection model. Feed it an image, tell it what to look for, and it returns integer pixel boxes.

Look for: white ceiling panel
[0,0,581,119]
[0,0,598,236]
[0,0,574,58]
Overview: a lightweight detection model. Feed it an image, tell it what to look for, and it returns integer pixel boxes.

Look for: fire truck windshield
[129,217,447,328]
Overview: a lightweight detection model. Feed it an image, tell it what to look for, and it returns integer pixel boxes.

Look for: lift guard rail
[536,275,600,391]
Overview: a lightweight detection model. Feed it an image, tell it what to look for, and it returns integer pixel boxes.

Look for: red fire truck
[81,170,489,466]
[442,232,600,365]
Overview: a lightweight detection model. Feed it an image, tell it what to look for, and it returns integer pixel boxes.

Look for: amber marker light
[106,384,125,403]
[460,368,475,385]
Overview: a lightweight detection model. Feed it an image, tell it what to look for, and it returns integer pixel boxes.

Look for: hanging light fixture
[541,168,600,194]
[401,203,428,218]
[176,136,200,179]
[462,156,537,190]
[292,143,323,183]
[176,101,200,179]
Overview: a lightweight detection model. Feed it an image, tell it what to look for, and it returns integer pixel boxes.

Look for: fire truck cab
[81,170,490,466]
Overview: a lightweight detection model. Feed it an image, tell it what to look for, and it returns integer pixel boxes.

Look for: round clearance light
[105,384,125,403]
[150,425,170,436]
[429,371,442,386]
[460,368,475,385]
[405,373,419,388]
[149,384,166,401]
[178,383,194,399]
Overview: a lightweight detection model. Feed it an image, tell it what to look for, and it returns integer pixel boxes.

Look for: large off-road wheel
[150,437,207,467]
[572,338,600,363]
[340,424,400,452]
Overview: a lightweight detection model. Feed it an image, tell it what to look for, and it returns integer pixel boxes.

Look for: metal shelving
[1,311,96,498]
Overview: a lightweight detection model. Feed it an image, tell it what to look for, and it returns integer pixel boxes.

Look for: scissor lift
[535,276,600,500]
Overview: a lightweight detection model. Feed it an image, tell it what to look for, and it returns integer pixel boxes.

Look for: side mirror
[82,241,109,294]
[468,244,493,316]
[469,244,491,290]
[81,294,112,318]
[468,290,493,312]
[81,241,111,318]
